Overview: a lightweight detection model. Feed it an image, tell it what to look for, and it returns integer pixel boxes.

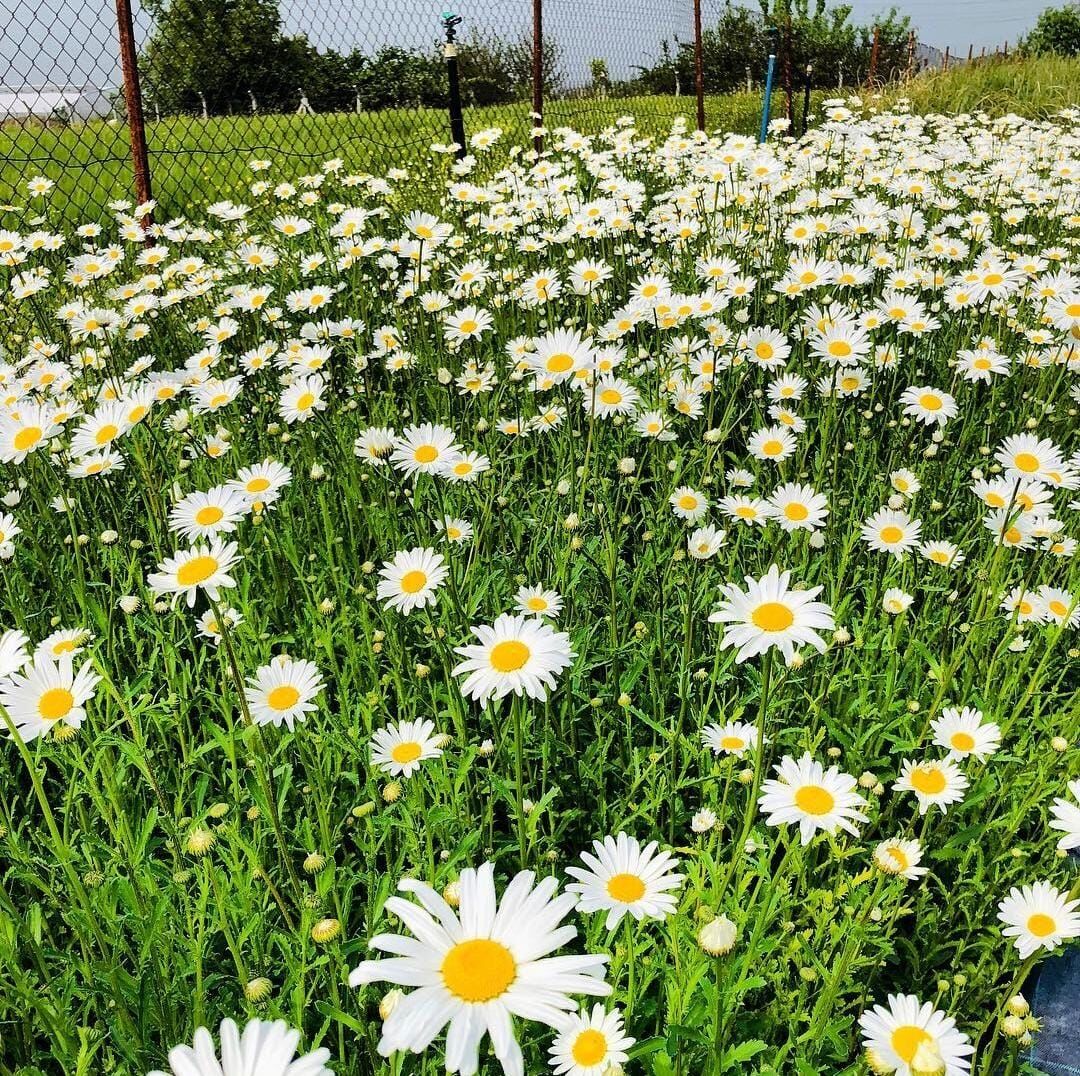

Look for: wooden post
[114,0,153,226]
[943,46,950,72]
[867,25,880,87]
[693,0,705,131]
[967,43,973,63]
[532,0,543,154]
[906,30,915,80]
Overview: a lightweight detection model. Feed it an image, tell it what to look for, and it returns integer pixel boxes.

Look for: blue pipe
[759,52,777,143]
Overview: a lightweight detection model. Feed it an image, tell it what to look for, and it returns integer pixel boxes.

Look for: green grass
[0,90,808,223]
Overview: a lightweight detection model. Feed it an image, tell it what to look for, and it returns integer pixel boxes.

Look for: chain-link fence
[0,0,1012,226]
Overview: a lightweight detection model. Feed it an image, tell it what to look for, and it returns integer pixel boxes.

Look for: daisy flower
[0,628,29,677]
[148,538,239,608]
[515,585,563,618]
[872,838,928,882]
[278,374,327,424]
[900,386,957,427]
[747,425,796,463]
[931,707,1001,761]
[669,486,709,522]
[195,607,242,647]
[565,832,685,930]
[438,516,473,544]
[1049,780,1080,852]
[453,613,574,703]
[861,508,922,559]
[768,483,828,532]
[995,433,1065,485]
[244,656,324,729]
[348,862,610,1076]
[719,495,771,526]
[920,540,964,569]
[228,459,292,509]
[376,548,449,614]
[1038,585,1079,627]
[708,564,835,664]
[0,652,101,741]
[858,994,973,1076]
[35,627,91,660]
[391,423,459,478]
[894,758,969,815]
[148,1017,331,1076]
[701,720,762,757]
[370,718,443,777]
[882,588,913,615]
[758,753,867,845]
[997,881,1080,959]
[548,1005,635,1076]
[168,485,249,541]
[687,525,726,560]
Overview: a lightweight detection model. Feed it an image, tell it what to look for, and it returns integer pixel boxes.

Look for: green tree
[1023,4,1080,56]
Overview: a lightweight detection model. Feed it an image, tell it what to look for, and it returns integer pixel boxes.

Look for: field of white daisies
[0,99,1079,1076]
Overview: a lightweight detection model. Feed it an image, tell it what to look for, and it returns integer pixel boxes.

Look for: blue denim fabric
[1028,853,1080,1074]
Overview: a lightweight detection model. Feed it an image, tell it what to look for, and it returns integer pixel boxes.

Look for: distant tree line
[138,0,912,117]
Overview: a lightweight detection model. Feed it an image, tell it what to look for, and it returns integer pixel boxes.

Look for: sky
[0,0,1049,91]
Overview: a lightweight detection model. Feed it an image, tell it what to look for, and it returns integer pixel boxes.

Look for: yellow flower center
[295,392,315,411]
[1028,913,1057,938]
[1013,452,1040,473]
[14,426,42,451]
[247,477,271,493]
[526,596,548,611]
[910,766,946,795]
[600,388,622,405]
[414,445,439,464]
[983,272,1003,286]
[828,340,851,357]
[571,1030,608,1066]
[1065,302,1080,317]
[606,872,646,903]
[677,494,698,511]
[490,640,530,673]
[391,741,423,764]
[950,732,976,753]
[879,525,904,544]
[891,1025,931,1063]
[400,570,428,594]
[38,687,74,721]
[841,377,859,391]
[1049,600,1069,618]
[458,319,478,334]
[176,555,219,587]
[918,394,941,411]
[440,938,516,1002]
[885,846,909,871]
[267,685,300,710]
[794,784,835,816]
[751,602,794,632]
[755,342,774,360]
[974,357,991,370]
[720,735,745,751]
[195,506,224,527]
[784,503,809,521]
[761,439,784,457]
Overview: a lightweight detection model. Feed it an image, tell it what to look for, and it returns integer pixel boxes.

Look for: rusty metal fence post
[114,0,152,224]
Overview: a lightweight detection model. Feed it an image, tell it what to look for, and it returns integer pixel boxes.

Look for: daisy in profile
[349,862,610,1076]
[894,758,968,815]
[548,1005,635,1076]
[768,483,828,532]
[920,540,964,569]
[390,423,459,477]
[872,838,928,882]
[1049,780,1080,851]
[370,718,443,777]
[453,613,574,703]
[0,652,101,741]
[997,881,1080,958]
[440,450,491,483]
[758,753,867,845]
[890,469,921,497]
[148,538,239,608]
[669,486,709,522]
[719,495,771,527]
[858,994,973,1076]
[195,607,242,647]
[35,627,92,660]
[882,588,913,615]
[168,485,249,541]
[1038,585,1079,627]
[148,1017,331,1076]
[515,585,563,618]
[702,720,763,757]
[931,707,1001,761]
[687,525,726,560]
[376,548,448,614]
[438,516,473,544]
[0,628,29,678]
[565,832,684,930]
[708,564,834,664]
[861,508,922,559]
[900,386,957,427]
[244,656,324,729]
[353,426,395,466]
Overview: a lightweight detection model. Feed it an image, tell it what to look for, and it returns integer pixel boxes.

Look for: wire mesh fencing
[0,0,1012,226]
